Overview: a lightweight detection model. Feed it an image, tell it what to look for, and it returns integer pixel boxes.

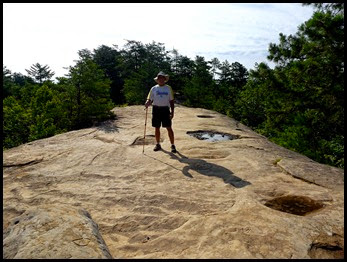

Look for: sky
[3,3,316,79]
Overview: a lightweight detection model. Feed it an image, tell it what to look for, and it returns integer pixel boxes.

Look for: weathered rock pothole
[186,130,240,142]
[197,115,215,118]
[131,135,163,146]
[264,195,325,216]
[308,232,344,259]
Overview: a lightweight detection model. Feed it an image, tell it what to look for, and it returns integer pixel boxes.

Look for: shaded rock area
[3,105,344,259]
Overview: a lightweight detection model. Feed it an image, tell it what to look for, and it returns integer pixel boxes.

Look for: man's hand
[170,111,174,119]
[145,100,152,108]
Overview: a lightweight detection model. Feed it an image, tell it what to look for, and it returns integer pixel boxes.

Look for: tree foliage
[25,63,55,84]
[28,85,69,141]
[3,96,30,148]
[119,40,172,105]
[235,3,344,167]
[92,45,125,104]
[183,56,216,109]
[64,49,115,129]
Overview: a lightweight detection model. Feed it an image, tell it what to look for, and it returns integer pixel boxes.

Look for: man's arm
[145,87,153,108]
[170,100,175,119]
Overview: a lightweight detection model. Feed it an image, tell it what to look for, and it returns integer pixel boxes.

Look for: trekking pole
[143,107,148,154]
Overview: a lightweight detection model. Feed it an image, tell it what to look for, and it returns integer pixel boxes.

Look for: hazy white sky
[3,3,315,79]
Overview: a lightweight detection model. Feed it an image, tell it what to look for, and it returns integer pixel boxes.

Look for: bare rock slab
[277,158,344,189]
[3,204,112,259]
[3,105,344,259]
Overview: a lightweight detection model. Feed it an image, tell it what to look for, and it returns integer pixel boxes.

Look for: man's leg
[153,127,162,151]
[166,127,174,145]
[155,127,161,144]
[152,106,162,151]
[167,127,177,153]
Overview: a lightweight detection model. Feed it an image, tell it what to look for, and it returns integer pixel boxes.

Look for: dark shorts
[152,106,172,128]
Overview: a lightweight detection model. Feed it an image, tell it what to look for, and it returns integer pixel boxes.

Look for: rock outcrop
[3,205,112,259]
[3,105,344,259]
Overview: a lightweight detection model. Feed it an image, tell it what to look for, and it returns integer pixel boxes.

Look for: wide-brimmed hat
[154,71,169,83]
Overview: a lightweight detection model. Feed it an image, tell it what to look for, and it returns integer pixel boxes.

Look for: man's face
[157,75,166,85]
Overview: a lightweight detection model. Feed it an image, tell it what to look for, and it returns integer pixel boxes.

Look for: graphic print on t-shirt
[147,84,174,107]
[156,90,169,97]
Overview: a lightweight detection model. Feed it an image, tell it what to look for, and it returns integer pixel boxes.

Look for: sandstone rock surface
[3,105,344,259]
[3,204,112,259]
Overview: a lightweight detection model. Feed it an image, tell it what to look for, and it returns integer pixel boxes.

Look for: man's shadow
[160,149,251,188]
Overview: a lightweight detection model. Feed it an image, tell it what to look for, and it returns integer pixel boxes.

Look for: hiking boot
[171,145,177,153]
[153,144,161,151]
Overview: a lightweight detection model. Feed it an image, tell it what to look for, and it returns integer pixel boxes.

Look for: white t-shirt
[147,84,174,107]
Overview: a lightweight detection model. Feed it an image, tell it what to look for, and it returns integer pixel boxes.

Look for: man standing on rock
[145,71,177,153]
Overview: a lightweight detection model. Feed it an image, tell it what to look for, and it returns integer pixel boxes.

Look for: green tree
[12,72,36,87]
[229,62,248,89]
[183,56,215,109]
[66,49,115,128]
[3,96,30,148]
[28,85,69,141]
[217,60,232,84]
[144,41,171,72]
[214,61,249,116]
[123,68,152,105]
[121,40,172,105]
[25,63,55,84]
[93,44,125,104]
[170,48,180,74]
[234,62,273,128]
[209,57,221,80]
[169,54,195,98]
[247,3,345,167]
[119,40,147,75]
[3,66,14,98]
[303,3,344,15]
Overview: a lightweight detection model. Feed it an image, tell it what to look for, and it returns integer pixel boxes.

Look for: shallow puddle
[187,130,238,142]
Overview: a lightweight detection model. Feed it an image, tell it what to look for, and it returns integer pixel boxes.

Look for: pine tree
[25,63,55,84]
